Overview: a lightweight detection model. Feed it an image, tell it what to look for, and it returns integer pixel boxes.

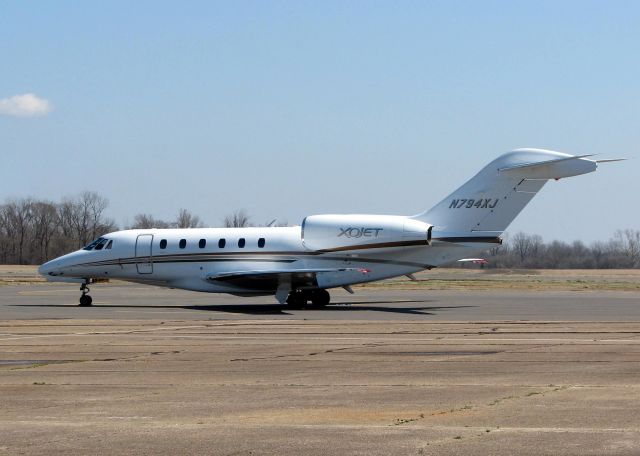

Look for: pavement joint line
[47,334,640,343]
[1,421,638,433]
[114,311,186,314]
[1,383,632,388]
[5,320,639,325]
[0,325,208,341]
[17,290,80,295]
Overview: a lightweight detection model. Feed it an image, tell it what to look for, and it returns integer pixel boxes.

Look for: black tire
[79,295,93,306]
[286,292,307,308]
[310,289,330,307]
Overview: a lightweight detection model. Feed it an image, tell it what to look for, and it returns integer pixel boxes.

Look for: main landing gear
[286,289,330,308]
[79,282,93,306]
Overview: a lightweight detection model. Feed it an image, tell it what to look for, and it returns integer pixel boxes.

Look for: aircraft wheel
[79,294,93,306]
[310,289,330,307]
[286,291,307,309]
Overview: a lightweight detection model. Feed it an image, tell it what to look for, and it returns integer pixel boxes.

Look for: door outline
[135,234,154,274]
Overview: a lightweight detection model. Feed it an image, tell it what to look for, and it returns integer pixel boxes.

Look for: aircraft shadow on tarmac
[15,300,475,316]
[180,302,475,315]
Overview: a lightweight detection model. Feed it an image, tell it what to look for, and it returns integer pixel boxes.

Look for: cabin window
[199,239,206,248]
[238,238,245,248]
[105,240,113,250]
[218,238,226,248]
[159,239,167,249]
[179,239,186,249]
[258,238,265,248]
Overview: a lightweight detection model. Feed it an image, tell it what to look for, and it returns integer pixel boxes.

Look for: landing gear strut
[79,282,92,306]
[286,289,330,308]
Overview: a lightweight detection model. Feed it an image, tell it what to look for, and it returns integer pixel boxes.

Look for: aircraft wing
[205,268,361,291]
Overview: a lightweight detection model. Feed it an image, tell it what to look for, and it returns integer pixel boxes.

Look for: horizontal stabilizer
[498,153,597,179]
[498,154,594,171]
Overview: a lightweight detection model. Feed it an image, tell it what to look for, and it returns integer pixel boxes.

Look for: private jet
[38,148,619,307]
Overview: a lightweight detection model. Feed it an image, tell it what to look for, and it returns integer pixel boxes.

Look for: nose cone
[38,251,91,284]
[38,251,78,277]
[38,259,57,277]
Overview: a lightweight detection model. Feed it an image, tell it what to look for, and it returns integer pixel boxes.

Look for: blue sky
[1,1,638,241]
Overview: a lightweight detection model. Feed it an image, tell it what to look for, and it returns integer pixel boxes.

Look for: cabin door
[135,234,153,274]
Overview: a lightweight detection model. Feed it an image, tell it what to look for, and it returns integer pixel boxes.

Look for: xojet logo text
[338,227,384,238]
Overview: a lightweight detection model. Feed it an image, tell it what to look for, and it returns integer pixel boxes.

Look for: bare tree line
[0,195,278,265]
[129,208,204,230]
[129,209,260,229]
[0,193,208,264]
[0,192,117,265]
[2,193,638,268]
[483,230,640,269]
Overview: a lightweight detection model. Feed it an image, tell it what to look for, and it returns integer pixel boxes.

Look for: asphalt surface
[2,282,640,320]
[1,283,640,455]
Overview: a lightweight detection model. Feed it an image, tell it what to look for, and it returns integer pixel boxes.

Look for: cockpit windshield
[83,237,111,251]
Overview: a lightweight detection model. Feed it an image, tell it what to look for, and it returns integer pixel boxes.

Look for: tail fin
[413,148,597,236]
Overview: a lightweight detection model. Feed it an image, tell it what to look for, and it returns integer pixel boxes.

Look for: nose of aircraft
[38,259,56,277]
[38,251,80,277]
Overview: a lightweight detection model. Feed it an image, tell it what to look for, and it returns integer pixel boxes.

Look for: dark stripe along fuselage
[75,236,498,271]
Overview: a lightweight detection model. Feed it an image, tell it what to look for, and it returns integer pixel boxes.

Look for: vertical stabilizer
[413,149,597,236]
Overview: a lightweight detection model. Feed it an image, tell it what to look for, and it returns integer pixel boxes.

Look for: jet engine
[301,214,432,252]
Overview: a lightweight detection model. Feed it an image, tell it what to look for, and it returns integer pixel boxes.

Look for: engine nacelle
[301,214,432,252]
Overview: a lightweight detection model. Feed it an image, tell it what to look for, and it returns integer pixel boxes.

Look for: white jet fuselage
[39,217,484,295]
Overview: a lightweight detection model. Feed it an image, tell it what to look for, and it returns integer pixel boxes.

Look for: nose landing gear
[79,282,93,306]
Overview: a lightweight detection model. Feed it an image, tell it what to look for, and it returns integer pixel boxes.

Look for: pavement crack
[390,385,571,427]
[230,344,381,362]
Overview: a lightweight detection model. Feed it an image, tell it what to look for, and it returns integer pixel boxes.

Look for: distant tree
[130,213,171,229]
[31,201,59,262]
[0,207,8,263]
[84,191,115,242]
[543,240,569,268]
[591,239,623,269]
[175,208,203,228]
[510,232,544,265]
[486,242,505,267]
[259,219,290,227]
[2,199,34,264]
[58,191,115,248]
[223,210,250,228]
[613,229,640,267]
